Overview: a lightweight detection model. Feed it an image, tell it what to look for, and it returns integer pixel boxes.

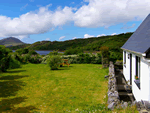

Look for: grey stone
[143,100,150,111]
[123,102,128,108]
[135,101,141,111]
[108,102,116,110]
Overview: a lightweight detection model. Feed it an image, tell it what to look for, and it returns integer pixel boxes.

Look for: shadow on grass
[4,70,26,73]
[0,97,38,113]
[0,80,26,97]
[0,74,38,112]
[0,75,29,80]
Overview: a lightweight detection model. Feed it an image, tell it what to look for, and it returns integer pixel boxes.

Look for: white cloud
[97,34,106,37]
[12,35,29,40]
[45,38,50,41]
[73,0,150,28]
[1,0,150,40]
[121,23,136,29]
[84,34,94,38]
[0,4,74,38]
[59,36,66,40]
[72,37,77,39]
[111,33,117,36]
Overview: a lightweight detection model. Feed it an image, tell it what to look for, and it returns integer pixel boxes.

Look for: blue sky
[0,0,150,44]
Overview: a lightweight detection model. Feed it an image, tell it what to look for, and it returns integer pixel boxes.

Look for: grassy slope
[0,64,108,112]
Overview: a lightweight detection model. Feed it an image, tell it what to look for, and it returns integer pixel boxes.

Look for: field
[0,63,110,113]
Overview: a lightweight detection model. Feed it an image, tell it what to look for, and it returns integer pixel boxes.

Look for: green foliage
[61,53,102,64]
[8,54,21,69]
[0,45,12,72]
[64,48,83,55]
[47,55,62,70]
[41,55,50,64]
[15,48,29,55]
[28,50,38,55]
[28,55,42,64]
[49,50,59,55]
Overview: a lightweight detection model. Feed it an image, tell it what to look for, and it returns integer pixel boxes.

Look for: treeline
[7,32,133,51]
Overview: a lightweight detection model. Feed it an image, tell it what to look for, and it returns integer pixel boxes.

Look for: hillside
[0,37,25,47]
[7,32,133,51]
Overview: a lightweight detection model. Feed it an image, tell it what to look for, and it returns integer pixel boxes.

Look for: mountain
[0,37,25,47]
[7,32,133,52]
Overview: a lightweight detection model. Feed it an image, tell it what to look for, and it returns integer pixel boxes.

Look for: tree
[99,46,110,68]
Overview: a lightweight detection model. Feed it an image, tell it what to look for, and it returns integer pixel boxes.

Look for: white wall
[123,51,130,82]
[140,58,150,101]
[123,50,150,101]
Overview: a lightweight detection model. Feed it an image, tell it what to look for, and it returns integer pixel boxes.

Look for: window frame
[124,51,126,64]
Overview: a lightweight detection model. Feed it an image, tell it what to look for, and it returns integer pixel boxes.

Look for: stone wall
[107,61,120,110]
[107,61,150,111]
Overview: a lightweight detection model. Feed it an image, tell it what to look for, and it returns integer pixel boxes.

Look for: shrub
[0,45,12,72]
[28,50,38,55]
[41,55,50,64]
[64,48,83,55]
[28,55,42,64]
[15,48,29,55]
[49,50,59,56]
[47,55,62,70]
[8,54,21,69]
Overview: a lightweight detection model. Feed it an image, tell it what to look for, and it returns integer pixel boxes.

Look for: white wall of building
[123,50,150,101]
[140,58,150,101]
[123,51,130,82]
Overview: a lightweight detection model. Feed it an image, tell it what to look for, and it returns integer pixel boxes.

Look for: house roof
[121,14,150,54]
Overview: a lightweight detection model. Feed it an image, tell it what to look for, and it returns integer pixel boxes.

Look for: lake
[12,50,64,55]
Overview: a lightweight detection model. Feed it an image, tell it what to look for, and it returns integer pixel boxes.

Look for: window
[124,51,126,64]
[135,56,140,89]
[136,56,140,79]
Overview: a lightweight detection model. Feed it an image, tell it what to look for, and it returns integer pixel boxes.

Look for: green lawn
[0,63,109,113]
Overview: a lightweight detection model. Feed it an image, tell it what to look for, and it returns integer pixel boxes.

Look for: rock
[107,96,120,104]
[135,101,141,111]
[144,101,150,111]
[123,102,128,108]
[108,102,116,110]
[108,91,119,98]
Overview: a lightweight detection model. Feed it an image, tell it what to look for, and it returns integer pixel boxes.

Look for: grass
[0,63,138,113]
[0,63,109,113]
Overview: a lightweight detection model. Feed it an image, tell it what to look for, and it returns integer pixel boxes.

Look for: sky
[0,0,150,44]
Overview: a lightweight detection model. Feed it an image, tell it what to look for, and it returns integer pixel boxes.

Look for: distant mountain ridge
[0,37,25,47]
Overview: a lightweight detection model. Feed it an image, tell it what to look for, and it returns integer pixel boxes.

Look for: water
[12,50,64,55]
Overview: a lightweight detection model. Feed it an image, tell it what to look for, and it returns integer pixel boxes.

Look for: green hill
[7,32,133,52]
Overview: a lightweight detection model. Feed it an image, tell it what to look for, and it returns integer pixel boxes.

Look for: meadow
[0,63,110,113]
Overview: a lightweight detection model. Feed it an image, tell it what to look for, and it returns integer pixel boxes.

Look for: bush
[64,48,83,55]
[47,55,62,70]
[41,55,50,64]
[0,45,12,72]
[28,55,42,64]
[28,50,38,55]
[8,54,21,69]
[49,50,59,56]
[15,48,29,55]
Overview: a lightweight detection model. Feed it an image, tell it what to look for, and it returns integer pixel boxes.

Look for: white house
[121,14,150,102]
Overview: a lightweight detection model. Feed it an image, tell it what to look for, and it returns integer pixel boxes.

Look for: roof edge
[121,47,145,56]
